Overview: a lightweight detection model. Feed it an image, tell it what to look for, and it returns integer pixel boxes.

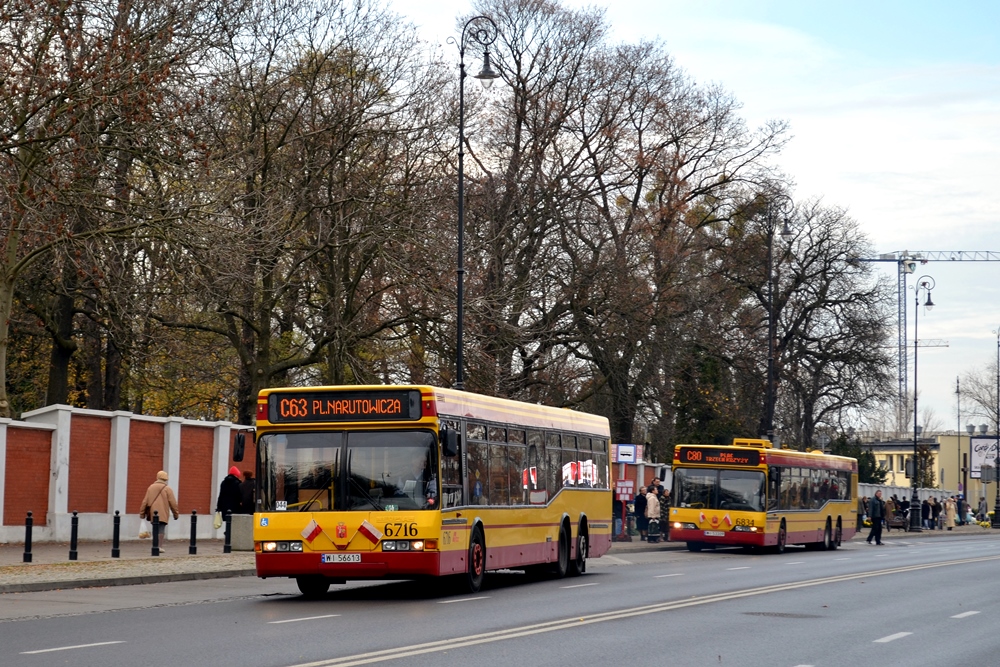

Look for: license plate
[704,530,725,537]
[322,553,360,563]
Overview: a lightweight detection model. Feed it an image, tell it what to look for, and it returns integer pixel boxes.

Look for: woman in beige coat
[139,471,180,547]
[943,496,957,530]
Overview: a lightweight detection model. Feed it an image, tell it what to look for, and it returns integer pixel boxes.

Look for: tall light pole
[910,275,935,532]
[762,203,792,442]
[993,327,1000,528]
[453,16,500,390]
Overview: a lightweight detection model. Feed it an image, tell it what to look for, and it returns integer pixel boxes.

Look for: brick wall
[68,415,112,513]
[126,420,166,513]
[4,427,52,526]
[179,425,213,514]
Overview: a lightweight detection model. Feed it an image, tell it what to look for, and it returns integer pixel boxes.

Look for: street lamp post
[910,275,935,532]
[453,16,500,390]
[762,204,792,442]
[993,327,1000,528]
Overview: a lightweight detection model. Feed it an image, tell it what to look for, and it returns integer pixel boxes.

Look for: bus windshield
[258,430,438,512]
[673,468,765,512]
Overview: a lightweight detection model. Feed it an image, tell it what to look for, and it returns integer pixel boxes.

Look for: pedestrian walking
[930,497,941,529]
[978,497,988,522]
[866,490,885,545]
[139,471,179,550]
[884,496,895,532]
[215,466,243,527]
[921,498,931,530]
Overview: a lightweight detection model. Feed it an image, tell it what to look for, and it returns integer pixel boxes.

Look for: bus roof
[258,385,611,437]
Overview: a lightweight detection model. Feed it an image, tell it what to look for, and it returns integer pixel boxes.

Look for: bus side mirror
[233,432,246,462]
[441,426,459,457]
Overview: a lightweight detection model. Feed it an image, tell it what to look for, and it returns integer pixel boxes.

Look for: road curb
[0,568,257,594]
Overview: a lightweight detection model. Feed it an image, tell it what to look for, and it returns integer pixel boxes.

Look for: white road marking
[438,596,489,604]
[600,555,633,565]
[655,573,683,578]
[835,558,850,561]
[785,561,804,565]
[874,632,912,643]
[726,567,750,570]
[21,641,126,655]
[560,583,599,589]
[269,614,341,624]
[952,611,980,619]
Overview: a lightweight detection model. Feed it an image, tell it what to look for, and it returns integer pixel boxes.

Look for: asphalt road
[3,535,998,667]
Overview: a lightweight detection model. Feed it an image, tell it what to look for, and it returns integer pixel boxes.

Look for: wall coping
[20,404,242,429]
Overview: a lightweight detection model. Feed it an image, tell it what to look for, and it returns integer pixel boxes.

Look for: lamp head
[474,48,500,88]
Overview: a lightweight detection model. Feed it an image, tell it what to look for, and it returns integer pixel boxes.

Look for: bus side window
[441,420,463,508]
[489,442,509,506]
[545,433,561,496]
[768,466,782,511]
[528,430,546,504]
[467,438,488,505]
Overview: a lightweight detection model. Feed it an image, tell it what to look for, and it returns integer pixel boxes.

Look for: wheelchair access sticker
[260,518,269,526]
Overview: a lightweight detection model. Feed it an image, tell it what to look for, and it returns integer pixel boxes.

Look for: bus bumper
[668,528,764,547]
[256,551,442,579]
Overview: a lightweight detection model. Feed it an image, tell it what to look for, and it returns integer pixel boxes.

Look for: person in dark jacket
[216,466,244,519]
[634,484,649,540]
[240,470,256,514]
[866,489,885,545]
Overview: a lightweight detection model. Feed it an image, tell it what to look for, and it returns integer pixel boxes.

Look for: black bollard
[189,510,198,555]
[23,511,33,563]
[223,510,232,554]
[151,510,160,557]
[112,510,121,558]
[69,510,79,561]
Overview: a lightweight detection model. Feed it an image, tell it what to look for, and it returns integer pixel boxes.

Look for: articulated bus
[250,385,612,596]
[668,438,858,553]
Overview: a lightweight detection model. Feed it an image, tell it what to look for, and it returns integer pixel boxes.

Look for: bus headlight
[261,541,303,552]
[673,522,697,530]
[381,540,425,551]
[732,525,758,532]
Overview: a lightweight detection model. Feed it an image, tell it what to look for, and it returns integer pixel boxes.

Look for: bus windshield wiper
[350,477,384,511]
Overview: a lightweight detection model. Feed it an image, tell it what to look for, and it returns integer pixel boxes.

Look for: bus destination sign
[678,447,761,467]
[268,390,421,423]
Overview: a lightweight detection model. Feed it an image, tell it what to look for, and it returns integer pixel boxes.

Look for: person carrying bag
[139,471,180,550]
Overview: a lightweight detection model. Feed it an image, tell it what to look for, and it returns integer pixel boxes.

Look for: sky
[388,0,1000,433]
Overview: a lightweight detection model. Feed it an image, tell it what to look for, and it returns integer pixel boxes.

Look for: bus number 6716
[384,522,418,537]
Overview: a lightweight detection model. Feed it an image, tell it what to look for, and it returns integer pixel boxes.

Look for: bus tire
[686,541,703,552]
[552,525,570,578]
[568,527,587,576]
[832,518,842,549]
[775,521,787,554]
[822,520,833,550]
[296,575,331,599]
[464,528,487,593]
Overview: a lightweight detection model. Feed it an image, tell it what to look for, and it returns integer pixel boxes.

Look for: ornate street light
[909,275,935,532]
[762,203,793,442]
[452,16,500,390]
[993,326,1000,528]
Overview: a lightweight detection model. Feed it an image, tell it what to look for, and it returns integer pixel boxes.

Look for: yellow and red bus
[249,385,612,596]
[668,438,857,552]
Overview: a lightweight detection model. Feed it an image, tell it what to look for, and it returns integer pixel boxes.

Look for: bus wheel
[775,522,787,554]
[832,519,842,549]
[464,528,486,593]
[686,542,703,552]
[569,530,587,576]
[822,520,833,550]
[296,575,330,599]
[552,526,570,578]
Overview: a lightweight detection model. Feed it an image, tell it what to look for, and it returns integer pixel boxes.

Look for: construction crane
[854,251,1000,426]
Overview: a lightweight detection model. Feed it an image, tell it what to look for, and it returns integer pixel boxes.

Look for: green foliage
[829,434,887,484]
